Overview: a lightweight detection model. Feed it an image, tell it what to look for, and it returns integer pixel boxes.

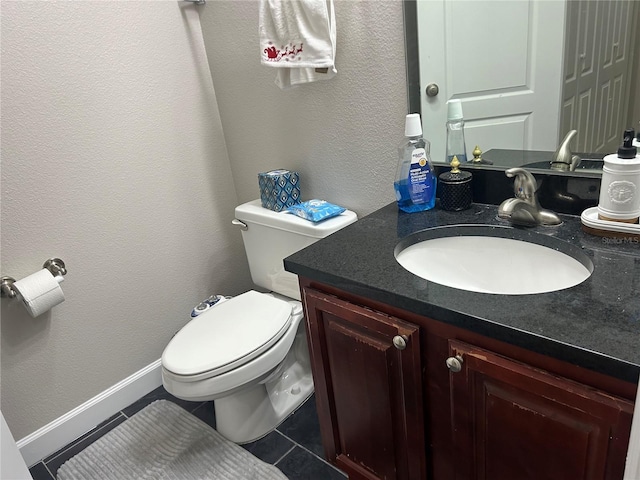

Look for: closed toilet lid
[162,290,293,378]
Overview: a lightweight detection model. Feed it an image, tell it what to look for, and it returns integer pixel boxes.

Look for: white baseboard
[17,358,162,467]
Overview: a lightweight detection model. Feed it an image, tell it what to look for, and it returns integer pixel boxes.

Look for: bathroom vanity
[284,202,640,480]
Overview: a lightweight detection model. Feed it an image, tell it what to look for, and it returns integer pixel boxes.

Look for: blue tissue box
[258,169,302,212]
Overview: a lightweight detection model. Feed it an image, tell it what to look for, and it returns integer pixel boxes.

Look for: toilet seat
[162,290,293,381]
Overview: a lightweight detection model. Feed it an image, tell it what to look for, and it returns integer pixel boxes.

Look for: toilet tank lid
[235,200,357,239]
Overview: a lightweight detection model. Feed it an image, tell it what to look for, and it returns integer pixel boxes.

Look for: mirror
[404,0,640,178]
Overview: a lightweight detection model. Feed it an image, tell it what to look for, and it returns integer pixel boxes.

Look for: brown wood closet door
[447,339,633,480]
[303,288,426,480]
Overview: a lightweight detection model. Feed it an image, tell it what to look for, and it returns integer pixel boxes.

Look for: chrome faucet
[498,168,561,226]
[550,130,581,172]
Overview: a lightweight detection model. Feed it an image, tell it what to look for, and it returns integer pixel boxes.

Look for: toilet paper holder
[1,258,67,298]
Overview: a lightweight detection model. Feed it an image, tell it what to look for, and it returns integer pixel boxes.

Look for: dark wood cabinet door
[447,339,634,480]
[303,287,426,480]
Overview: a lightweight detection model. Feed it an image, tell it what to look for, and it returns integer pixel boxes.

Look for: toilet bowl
[162,290,312,443]
[161,199,357,444]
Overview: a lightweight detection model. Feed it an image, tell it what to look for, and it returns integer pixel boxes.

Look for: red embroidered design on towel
[263,42,304,62]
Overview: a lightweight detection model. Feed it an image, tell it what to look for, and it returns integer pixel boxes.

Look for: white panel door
[592,0,636,153]
[561,0,637,154]
[417,0,566,164]
[560,0,599,152]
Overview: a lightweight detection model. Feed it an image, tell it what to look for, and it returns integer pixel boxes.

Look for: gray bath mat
[56,400,288,480]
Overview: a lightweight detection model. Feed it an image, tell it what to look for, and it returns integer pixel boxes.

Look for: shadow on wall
[0,301,52,354]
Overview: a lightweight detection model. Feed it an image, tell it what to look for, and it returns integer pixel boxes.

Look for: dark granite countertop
[284,202,640,384]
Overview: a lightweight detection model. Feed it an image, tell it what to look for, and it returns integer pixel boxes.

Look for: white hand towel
[259,0,337,89]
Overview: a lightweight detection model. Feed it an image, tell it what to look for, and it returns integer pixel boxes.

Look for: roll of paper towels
[13,269,65,317]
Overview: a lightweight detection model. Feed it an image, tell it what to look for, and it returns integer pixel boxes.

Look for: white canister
[597,153,640,223]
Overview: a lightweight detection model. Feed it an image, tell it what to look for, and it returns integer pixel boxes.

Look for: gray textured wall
[200,0,408,217]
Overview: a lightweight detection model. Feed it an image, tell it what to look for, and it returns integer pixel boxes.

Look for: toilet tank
[234,199,358,300]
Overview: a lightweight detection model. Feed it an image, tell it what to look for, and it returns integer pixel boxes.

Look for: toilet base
[162,297,313,443]
[214,364,314,444]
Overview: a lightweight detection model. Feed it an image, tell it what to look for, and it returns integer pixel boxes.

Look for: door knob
[446,355,464,373]
[426,83,439,97]
[393,335,408,350]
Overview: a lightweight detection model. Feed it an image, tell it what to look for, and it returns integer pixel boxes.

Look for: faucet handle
[505,167,538,203]
[551,129,579,171]
[500,168,560,226]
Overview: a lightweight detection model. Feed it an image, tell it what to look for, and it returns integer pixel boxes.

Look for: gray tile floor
[28,387,346,480]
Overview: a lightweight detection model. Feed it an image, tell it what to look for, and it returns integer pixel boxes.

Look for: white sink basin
[395,226,593,295]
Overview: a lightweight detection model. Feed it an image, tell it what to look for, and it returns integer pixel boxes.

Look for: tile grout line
[271,443,297,466]
[189,401,210,416]
[274,429,347,476]
[42,462,56,480]
[42,412,127,471]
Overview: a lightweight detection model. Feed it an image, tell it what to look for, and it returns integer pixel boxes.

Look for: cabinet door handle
[446,355,464,373]
[393,335,408,350]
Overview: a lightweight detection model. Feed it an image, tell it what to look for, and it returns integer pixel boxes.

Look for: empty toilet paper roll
[13,268,65,317]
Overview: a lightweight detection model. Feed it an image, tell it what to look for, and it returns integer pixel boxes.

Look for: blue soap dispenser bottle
[394,113,436,213]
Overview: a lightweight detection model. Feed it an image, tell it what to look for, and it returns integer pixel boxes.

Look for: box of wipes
[258,169,302,212]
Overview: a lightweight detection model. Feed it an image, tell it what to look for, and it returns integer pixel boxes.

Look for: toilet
[161,199,357,444]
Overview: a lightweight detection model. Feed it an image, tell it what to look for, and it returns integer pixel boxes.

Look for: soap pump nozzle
[618,128,637,159]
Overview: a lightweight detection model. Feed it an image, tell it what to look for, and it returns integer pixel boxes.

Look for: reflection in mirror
[404,0,640,176]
